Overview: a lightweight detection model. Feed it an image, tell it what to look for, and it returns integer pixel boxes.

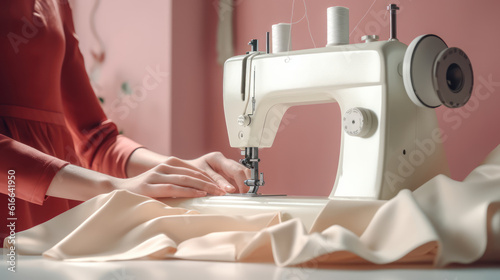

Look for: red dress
[0,1,142,242]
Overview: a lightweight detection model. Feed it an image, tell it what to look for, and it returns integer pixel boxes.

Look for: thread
[272,23,292,53]
[327,7,349,46]
[303,0,316,48]
[350,0,378,38]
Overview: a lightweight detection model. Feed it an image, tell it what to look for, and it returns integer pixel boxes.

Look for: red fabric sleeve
[0,135,69,205]
[59,4,142,178]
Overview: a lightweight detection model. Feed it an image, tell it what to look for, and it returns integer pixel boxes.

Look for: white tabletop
[1,255,499,280]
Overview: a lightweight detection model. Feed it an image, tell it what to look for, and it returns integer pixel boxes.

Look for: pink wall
[71,0,172,155]
[72,0,214,160]
[170,1,213,159]
[72,1,500,197]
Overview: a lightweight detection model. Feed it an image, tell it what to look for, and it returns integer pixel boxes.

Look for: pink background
[71,0,500,196]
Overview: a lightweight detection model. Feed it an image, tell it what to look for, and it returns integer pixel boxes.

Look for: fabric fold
[9,145,500,266]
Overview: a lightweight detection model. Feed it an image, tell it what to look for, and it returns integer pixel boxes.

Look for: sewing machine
[163,4,473,230]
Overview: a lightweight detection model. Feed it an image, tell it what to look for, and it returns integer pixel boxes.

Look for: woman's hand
[125,148,251,196]
[47,150,251,202]
[117,159,227,198]
[185,152,251,193]
[120,153,251,198]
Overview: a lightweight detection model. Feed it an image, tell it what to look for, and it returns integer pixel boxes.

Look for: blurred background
[69,0,500,196]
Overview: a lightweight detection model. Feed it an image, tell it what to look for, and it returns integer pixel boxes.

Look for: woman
[0,0,249,242]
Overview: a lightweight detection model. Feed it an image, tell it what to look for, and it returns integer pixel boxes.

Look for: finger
[226,176,249,193]
[153,174,226,196]
[154,163,217,186]
[206,152,251,192]
[227,177,241,192]
[164,157,215,183]
[204,167,237,193]
[220,170,249,193]
[235,178,250,193]
[147,184,208,198]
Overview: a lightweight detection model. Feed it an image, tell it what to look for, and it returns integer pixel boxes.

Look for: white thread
[242,54,259,115]
[303,0,317,48]
[277,0,316,58]
[286,0,297,57]
[327,6,349,46]
[282,0,382,50]
[289,0,304,25]
[349,0,378,38]
[272,23,292,53]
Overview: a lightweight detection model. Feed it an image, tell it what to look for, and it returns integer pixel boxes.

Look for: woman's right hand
[117,161,227,198]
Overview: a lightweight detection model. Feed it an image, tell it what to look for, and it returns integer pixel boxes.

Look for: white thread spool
[326,6,349,46]
[272,23,292,53]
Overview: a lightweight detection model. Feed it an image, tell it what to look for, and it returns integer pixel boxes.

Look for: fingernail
[225,185,236,192]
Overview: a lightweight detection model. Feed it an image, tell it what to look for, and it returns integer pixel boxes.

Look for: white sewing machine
[163,4,473,230]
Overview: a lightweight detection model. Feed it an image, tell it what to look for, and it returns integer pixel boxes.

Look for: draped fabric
[10,145,500,266]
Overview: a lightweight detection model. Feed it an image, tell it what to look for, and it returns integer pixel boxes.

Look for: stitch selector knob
[343,107,373,137]
[238,115,251,126]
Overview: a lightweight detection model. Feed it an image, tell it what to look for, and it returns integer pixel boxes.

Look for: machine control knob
[238,115,251,126]
[361,35,379,43]
[343,107,374,137]
[247,39,258,53]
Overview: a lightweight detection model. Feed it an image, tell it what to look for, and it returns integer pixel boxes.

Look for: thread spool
[272,23,292,53]
[327,6,349,46]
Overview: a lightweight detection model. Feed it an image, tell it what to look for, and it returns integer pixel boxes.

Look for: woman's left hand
[127,148,251,194]
[185,152,251,193]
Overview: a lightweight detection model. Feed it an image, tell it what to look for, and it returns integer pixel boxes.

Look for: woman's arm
[47,158,231,201]
[46,165,116,201]
[59,4,142,179]
[46,146,252,201]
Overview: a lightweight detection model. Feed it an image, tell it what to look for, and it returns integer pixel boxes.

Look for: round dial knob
[343,107,373,137]
[238,115,251,126]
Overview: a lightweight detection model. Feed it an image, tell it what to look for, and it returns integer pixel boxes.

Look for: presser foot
[240,147,265,194]
[225,193,286,197]
[245,178,264,194]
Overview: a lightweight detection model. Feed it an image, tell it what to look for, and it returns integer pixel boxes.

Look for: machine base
[161,196,333,231]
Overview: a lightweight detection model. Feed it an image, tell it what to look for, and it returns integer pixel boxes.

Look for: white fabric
[8,145,500,266]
